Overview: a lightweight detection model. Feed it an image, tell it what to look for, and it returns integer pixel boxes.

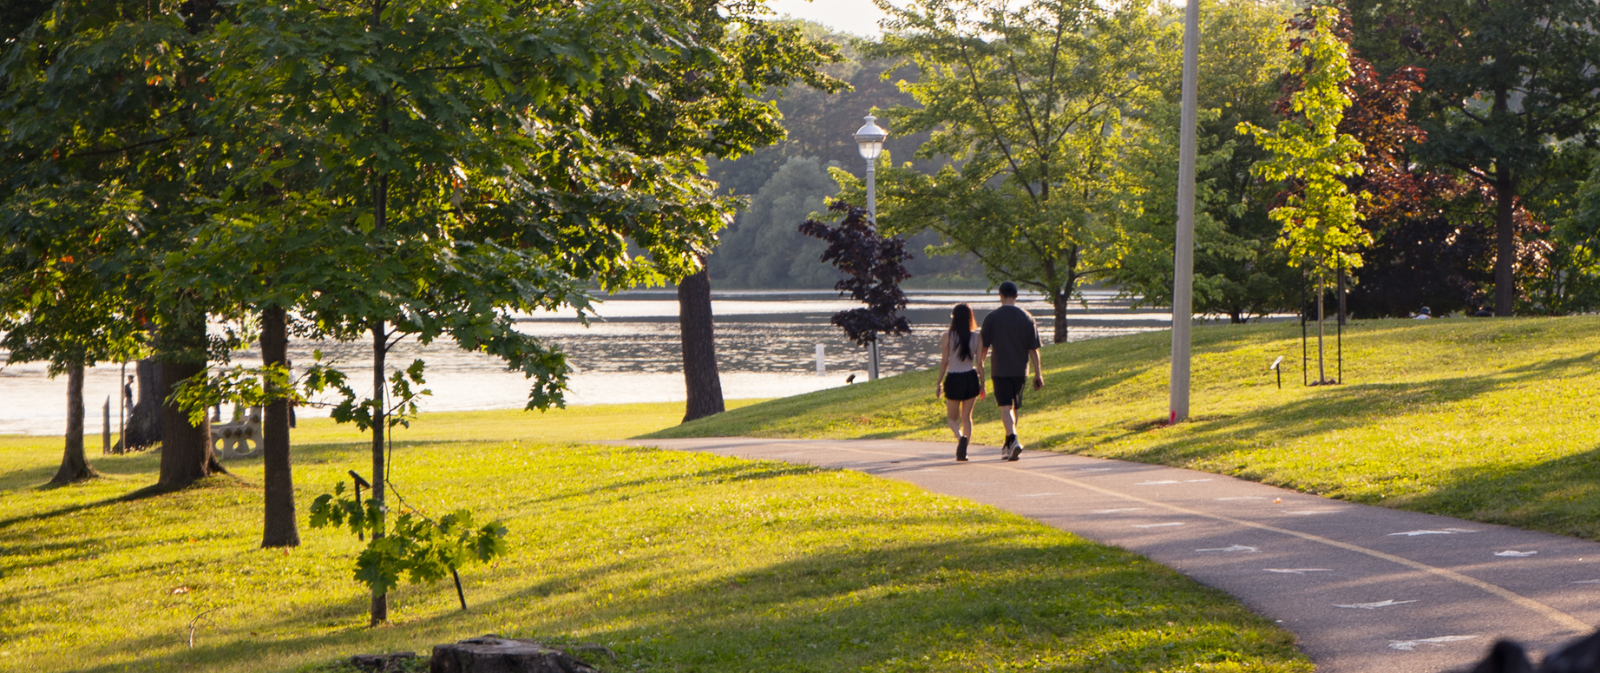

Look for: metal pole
[118,361,126,454]
[1168,0,1200,424]
[866,155,880,381]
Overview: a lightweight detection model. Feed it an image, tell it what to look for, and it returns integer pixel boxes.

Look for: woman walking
[936,303,984,461]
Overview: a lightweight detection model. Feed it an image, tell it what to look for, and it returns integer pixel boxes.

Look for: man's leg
[1000,405,1017,437]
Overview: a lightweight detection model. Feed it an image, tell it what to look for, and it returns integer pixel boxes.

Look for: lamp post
[854,114,889,380]
[1169,0,1200,423]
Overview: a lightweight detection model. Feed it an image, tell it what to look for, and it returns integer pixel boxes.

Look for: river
[0,290,1168,435]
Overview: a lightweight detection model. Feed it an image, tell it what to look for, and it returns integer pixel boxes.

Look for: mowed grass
[0,403,1309,673]
[653,317,1600,540]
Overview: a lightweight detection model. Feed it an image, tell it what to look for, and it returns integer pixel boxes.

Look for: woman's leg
[946,399,964,438]
[960,397,977,439]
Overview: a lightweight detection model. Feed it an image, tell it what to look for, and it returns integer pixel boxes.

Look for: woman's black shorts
[943,370,981,401]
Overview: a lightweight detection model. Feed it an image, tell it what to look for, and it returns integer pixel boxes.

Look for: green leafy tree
[1238,6,1369,384]
[857,0,1176,343]
[1117,0,1300,323]
[710,156,840,288]
[0,182,146,484]
[1347,0,1600,316]
[0,0,232,491]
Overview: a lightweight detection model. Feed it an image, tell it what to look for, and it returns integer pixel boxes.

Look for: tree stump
[430,636,597,673]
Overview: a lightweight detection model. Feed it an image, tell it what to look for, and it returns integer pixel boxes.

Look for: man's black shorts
[992,376,1026,409]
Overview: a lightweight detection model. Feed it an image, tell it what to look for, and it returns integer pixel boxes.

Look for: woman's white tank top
[946,330,980,373]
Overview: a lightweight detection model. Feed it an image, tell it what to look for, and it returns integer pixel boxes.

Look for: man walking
[980,281,1044,461]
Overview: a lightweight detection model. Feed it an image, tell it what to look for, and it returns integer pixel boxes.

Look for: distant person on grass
[935,303,985,462]
[981,281,1043,461]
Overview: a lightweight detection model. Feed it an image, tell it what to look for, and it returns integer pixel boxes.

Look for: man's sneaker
[1007,441,1023,461]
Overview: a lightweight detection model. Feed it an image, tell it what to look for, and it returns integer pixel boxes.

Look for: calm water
[0,290,1168,435]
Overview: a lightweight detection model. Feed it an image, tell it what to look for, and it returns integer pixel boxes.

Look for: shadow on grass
[66,534,1305,673]
[1388,444,1600,541]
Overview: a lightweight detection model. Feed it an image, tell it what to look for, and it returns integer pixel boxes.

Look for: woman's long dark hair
[949,303,976,361]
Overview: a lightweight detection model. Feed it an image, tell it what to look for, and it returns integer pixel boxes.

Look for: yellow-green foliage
[0,403,1307,672]
[658,317,1600,539]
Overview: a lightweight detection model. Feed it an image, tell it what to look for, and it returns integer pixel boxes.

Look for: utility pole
[1169,0,1200,423]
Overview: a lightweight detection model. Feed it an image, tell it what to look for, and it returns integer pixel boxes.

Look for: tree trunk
[677,265,724,422]
[260,305,299,548]
[1050,290,1068,344]
[50,364,97,485]
[1493,165,1516,317]
[156,357,221,490]
[369,320,389,625]
[118,358,163,451]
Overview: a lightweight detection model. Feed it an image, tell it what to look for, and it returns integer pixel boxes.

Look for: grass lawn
[653,317,1600,540]
[0,403,1308,672]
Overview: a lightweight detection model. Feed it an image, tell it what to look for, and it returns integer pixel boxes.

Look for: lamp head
[854,114,888,161]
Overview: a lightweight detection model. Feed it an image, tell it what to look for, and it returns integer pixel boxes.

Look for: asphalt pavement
[608,437,1600,673]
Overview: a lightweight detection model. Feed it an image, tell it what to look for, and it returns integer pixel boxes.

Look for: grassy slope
[0,403,1308,673]
[652,317,1600,540]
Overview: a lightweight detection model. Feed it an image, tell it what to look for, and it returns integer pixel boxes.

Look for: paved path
[611,437,1600,673]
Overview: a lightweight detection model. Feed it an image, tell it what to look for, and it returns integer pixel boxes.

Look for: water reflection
[0,290,1166,435]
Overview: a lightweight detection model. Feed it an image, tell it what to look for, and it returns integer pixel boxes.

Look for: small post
[451,567,468,611]
[867,334,880,381]
[118,361,127,454]
[348,470,370,541]
[815,344,826,376]
[102,397,111,455]
[1270,356,1284,390]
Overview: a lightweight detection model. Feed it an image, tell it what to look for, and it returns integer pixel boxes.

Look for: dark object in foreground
[1463,630,1600,672]
[431,636,598,673]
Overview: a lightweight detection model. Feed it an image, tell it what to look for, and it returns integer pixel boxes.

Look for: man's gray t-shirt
[981,305,1042,378]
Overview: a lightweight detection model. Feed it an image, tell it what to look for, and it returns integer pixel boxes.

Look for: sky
[766,0,887,36]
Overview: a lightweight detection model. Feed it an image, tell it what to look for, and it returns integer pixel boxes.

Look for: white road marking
[1185,479,1213,483]
[1389,635,1478,651]
[1091,508,1146,513]
[1196,545,1258,553]
[1284,509,1344,515]
[1215,496,1270,501]
[1495,550,1538,557]
[1137,480,1182,485]
[1572,580,1600,585]
[1389,528,1477,536]
[1133,522,1186,528]
[1335,599,1418,610]
[1072,467,1117,472]
[1265,568,1330,574]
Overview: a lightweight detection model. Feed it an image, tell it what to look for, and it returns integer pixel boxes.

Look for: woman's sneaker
[956,437,969,461]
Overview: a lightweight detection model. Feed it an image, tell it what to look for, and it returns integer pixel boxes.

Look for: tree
[1116,0,1301,323]
[1347,0,1600,316]
[859,0,1175,343]
[798,202,912,355]
[194,0,841,621]
[0,183,145,484]
[0,0,233,491]
[1238,5,1369,385]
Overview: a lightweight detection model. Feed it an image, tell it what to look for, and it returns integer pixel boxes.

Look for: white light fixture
[854,115,888,161]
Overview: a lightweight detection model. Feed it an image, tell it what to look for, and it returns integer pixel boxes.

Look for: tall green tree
[857,0,1176,342]
[1347,0,1600,316]
[1239,6,1368,384]
[1116,0,1299,323]
[0,0,231,490]
[192,0,840,620]
[0,182,146,484]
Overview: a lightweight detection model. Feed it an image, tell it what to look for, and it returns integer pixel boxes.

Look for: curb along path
[611,438,1600,673]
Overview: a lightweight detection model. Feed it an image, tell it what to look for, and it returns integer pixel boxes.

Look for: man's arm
[1029,349,1043,390]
